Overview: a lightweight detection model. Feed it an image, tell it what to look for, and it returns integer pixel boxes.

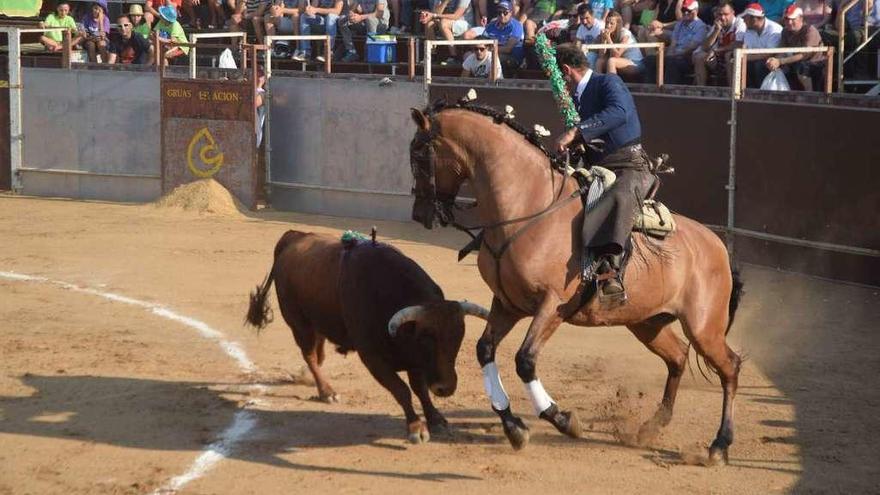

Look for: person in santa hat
[742,2,782,87]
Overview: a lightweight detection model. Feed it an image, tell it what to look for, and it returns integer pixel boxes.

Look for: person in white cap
[664,0,708,84]
[766,4,825,90]
[742,2,782,86]
[692,0,745,85]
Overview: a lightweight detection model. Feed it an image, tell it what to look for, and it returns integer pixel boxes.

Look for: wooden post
[325,36,332,74]
[836,7,846,92]
[61,29,71,69]
[656,43,664,87]
[825,46,835,94]
[490,40,499,82]
[408,36,415,81]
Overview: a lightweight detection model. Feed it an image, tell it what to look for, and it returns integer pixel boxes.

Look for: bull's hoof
[708,438,730,466]
[407,421,430,444]
[502,416,530,451]
[426,414,449,434]
[540,404,582,439]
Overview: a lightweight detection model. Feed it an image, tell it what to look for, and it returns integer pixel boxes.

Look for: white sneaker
[291,50,307,62]
[315,54,326,63]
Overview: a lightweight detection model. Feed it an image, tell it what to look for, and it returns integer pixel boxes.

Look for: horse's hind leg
[515,294,582,442]
[680,311,742,465]
[476,297,526,449]
[626,315,688,445]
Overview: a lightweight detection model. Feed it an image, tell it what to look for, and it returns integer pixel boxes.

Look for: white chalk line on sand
[0,270,263,494]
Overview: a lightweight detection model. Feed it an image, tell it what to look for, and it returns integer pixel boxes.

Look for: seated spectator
[154,5,190,65]
[465,1,525,73]
[266,0,300,54]
[574,4,605,67]
[460,37,505,76]
[663,0,708,84]
[619,0,657,30]
[39,0,82,52]
[388,0,414,33]
[637,0,682,44]
[420,0,474,64]
[742,2,782,86]
[795,0,830,28]
[766,4,825,90]
[147,0,195,28]
[81,0,111,63]
[692,0,745,85]
[595,10,645,79]
[230,0,268,43]
[128,4,154,40]
[340,0,391,62]
[108,15,153,64]
[519,0,572,43]
[475,0,518,28]
[760,0,794,22]
[295,0,340,62]
[591,0,615,22]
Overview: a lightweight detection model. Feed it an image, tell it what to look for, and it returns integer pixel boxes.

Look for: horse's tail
[246,270,275,330]
[726,268,744,336]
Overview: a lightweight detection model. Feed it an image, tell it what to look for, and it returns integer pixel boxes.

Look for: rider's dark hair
[555,43,589,71]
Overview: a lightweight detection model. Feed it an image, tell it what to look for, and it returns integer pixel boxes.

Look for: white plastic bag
[218,48,237,69]
[760,69,790,91]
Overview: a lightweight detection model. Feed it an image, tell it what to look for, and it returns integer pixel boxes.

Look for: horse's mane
[423,98,567,170]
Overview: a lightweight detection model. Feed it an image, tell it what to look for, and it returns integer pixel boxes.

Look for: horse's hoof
[320,393,340,404]
[502,416,530,450]
[708,439,730,466]
[407,421,430,444]
[558,410,582,438]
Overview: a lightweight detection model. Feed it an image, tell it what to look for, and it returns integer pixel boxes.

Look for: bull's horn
[458,300,489,320]
[388,305,426,337]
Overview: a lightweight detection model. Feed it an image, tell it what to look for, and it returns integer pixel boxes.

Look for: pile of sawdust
[153,179,246,217]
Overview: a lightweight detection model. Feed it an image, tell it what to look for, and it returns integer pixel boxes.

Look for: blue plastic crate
[366,39,397,64]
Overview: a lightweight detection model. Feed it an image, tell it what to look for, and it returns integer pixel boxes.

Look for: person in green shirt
[128,4,154,40]
[39,0,83,52]
[154,5,189,65]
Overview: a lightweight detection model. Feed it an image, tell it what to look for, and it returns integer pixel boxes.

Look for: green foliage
[534,34,579,129]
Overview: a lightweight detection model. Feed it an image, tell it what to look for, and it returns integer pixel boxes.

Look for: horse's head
[409,108,467,230]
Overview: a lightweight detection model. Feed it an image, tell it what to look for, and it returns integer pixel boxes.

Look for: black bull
[246,230,489,443]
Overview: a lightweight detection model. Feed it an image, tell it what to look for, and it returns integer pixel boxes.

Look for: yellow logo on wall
[187,127,225,178]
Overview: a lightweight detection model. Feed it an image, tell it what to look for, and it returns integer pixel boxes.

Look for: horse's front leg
[515,294,582,441]
[475,297,527,449]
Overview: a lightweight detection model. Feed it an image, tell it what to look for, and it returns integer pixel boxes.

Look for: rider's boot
[599,254,626,302]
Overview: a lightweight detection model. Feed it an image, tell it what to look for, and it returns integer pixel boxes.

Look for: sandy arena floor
[1,187,878,494]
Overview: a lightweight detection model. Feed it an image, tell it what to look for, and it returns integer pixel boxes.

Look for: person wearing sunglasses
[461,37,505,78]
[481,1,524,73]
[108,15,152,64]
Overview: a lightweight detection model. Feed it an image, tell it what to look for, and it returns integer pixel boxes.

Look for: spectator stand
[0,26,67,191]
[836,0,879,92]
[424,39,499,85]
[580,42,665,87]
[157,37,266,208]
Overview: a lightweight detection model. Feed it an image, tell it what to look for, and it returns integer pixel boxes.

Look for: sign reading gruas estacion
[160,78,258,208]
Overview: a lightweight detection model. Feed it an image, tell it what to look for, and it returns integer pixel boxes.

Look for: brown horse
[408,101,743,464]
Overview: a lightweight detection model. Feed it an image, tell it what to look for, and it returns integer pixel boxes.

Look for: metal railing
[731,46,836,97]
[188,31,246,78]
[424,39,500,85]
[263,35,332,76]
[836,0,878,91]
[581,42,665,87]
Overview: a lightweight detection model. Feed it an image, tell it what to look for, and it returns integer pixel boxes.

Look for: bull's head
[387,300,489,397]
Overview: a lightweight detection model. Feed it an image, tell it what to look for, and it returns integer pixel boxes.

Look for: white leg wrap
[481,362,510,411]
[524,379,554,416]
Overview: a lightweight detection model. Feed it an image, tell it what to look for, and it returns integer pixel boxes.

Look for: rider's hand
[556,127,579,153]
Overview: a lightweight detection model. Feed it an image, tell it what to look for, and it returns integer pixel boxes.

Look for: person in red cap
[742,2,783,86]
[766,4,825,90]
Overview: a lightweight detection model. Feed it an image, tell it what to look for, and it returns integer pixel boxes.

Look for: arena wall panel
[0,70,9,191]
[19,68,161,201]
[267,75,426,221]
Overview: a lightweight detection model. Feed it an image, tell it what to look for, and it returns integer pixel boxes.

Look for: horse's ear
[411,108,431,132]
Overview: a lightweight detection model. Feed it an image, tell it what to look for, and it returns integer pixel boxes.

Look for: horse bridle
[410,127,458,226]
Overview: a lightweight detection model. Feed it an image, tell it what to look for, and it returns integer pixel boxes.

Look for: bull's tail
[246,270,275,330]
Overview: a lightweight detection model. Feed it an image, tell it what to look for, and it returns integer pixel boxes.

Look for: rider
[554,42,654,301]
